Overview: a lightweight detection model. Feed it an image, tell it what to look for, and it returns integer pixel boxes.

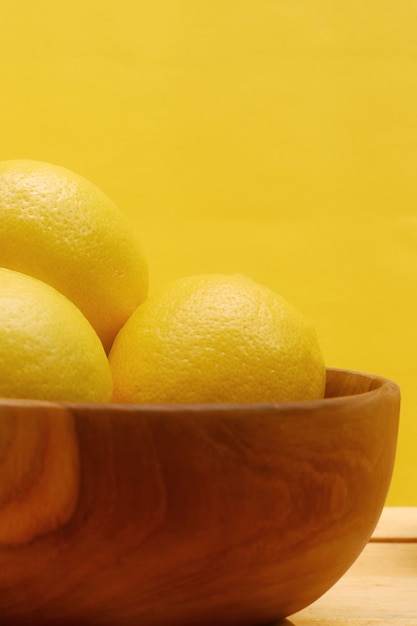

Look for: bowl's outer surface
[0,368,400,625]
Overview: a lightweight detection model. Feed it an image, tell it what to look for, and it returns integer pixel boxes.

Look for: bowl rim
[0,367,400,414]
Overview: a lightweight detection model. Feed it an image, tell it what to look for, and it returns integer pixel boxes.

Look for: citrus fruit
[0,159,148,351]
[109,273,326,404]
[0,267,112,402]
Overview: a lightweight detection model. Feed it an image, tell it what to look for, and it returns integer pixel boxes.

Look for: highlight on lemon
[0,268,112,403]
[109,273,326,404]
[0,159,148,352]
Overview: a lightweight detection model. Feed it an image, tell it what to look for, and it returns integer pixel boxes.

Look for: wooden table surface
[283,507,417,626]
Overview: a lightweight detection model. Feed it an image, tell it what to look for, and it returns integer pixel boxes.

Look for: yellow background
[1,1,416,503]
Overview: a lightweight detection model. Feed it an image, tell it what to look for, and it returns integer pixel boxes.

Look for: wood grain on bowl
[0,369,400,626]
[0,409,79,545]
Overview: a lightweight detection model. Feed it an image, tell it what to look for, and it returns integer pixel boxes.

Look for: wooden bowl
[0,368,400,625]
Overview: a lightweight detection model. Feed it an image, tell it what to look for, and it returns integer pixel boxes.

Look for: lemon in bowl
[109,273,326,404]
[0,267,111,403]
[0,159,148,352]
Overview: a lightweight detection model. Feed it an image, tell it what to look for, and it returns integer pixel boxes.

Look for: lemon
[0,159,148,352]
[0,268,112,403]
[109,273,326,404]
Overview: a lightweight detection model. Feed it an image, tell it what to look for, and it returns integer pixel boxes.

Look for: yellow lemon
[109,273,326,404]
[0,159,148,352]
[0,268,112,403]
